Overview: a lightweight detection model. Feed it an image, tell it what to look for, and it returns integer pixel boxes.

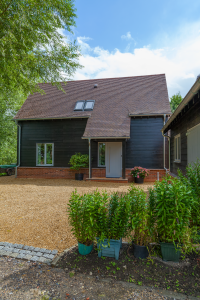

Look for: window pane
[99,143,105,166]
[37,144,45,165]
[46,144,53,164]
[178,137,181,160]
[85,101,94,110]
[74,101,84,110]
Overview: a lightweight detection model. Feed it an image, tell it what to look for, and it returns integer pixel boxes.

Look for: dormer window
[74,100,95,111]
[74,101,85,111]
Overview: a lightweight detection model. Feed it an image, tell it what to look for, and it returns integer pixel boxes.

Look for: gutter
[15,121,21,178]
[162,128,171,173]
[13,116,90,121]
[129,113,171,117]
[82,136,130,139]
[163,78,200,132]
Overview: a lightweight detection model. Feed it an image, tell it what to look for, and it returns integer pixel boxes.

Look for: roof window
[74,101,85,111]
[74,100,95,111]
[84,100,95,111]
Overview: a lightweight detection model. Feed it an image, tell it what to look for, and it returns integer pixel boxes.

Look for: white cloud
[121,31,134,41]
[73,22,200,98]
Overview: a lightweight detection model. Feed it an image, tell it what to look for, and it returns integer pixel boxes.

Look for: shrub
[95,192,131,240]
[128,186,152,246]
[68,190,97,246]
[69,152,89,172]
[178,160,200,229]
[149,176,194,251]
[131,166,149,179]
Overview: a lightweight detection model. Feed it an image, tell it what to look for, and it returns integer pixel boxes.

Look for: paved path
[0,242,57,264]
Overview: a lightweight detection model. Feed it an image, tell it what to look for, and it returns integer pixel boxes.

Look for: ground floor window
[36,143,54,166]
[98,142,105,166]
[174,134,181,162]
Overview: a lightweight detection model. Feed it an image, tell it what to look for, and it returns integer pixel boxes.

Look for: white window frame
[174,134,181,163]
[36,143,54,166]
[98,142,106,167]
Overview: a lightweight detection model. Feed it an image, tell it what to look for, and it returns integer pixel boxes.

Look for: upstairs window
[174,134,181,162]
[36,143,54,166]
[74,100,95,111]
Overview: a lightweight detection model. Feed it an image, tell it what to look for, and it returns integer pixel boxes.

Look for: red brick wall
[17,167,166,182]
[125,168,167,183]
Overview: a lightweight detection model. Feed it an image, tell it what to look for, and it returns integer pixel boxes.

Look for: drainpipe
[15,121,21,178]
[88,138,91,179]
[163,114,166,170]
[162,129,171,173]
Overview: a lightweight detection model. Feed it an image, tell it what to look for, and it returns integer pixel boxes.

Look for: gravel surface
[0,176,153,253]
[0,256,188,300]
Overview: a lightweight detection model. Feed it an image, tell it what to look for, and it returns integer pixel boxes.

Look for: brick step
[86,177,128,183]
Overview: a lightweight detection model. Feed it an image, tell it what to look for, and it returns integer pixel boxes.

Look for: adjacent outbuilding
[162,76,200,176]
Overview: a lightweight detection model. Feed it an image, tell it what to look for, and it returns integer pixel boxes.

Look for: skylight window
[84,100,95,111]
[74,100,95,111]
[74,101,85,111]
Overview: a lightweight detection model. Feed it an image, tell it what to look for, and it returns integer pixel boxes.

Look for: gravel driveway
[0,176,153,253]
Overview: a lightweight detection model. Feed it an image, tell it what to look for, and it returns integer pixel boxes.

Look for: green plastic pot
[160,242,182,263]
[78,242,93,255]
[96,237,122,260]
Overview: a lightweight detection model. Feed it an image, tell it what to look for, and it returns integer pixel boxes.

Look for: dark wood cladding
[19,119,89,167]
[170,98,200,175]
[126,117,164,169]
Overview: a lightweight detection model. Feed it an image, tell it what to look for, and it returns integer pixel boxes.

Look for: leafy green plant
[69,152,89,172]
[68,190,97,246]
[149,175,194,252]
[128,186,152,246]
[94,192,131,240]
[178,160,200,231]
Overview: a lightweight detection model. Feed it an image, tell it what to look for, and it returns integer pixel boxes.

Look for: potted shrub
[94,192,131,260]
[128,186,151,259]
[131,166,149,184]
[149,176,194,262]
[178,161,200,244]
[69,152,89,181]
[68,190,96,255]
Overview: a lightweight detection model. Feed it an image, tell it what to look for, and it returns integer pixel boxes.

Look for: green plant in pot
[131,166,149,184]
[94,192,131,260]
[68,190,96,255]
[128,186,152,259]
[149,175,194,262]
[178,160,200,244]
[69,152,89,181]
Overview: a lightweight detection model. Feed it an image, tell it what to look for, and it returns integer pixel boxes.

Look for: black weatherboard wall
[126,117,164,169]
[170,98,200,175]
[18,119,89,167]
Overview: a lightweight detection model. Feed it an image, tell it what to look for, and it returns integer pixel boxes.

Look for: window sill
[174,160,181,163]
[98,166,106,168]
[36,165,54,167]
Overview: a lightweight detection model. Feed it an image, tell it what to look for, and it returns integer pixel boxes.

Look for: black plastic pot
[134,177,144,184]
[132,243,149,259]
[75,173,84,181]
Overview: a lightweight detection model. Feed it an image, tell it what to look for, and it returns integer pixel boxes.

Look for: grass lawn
[0,176,154,252]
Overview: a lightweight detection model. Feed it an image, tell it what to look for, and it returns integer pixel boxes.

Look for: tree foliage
[170,92,183,113]
[0,0,81,96]
[0,0,81,164]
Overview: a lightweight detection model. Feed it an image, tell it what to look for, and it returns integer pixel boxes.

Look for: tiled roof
[14,74,171,138]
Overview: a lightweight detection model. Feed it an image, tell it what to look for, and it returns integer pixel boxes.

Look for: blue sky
[64,0,200,98]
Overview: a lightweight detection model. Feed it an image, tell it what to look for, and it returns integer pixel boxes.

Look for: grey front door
[105,142,122,178]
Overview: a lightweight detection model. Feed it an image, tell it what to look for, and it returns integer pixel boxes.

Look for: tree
[0,0,82,164]
[0,0,81,96]
[170,92,183,113]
